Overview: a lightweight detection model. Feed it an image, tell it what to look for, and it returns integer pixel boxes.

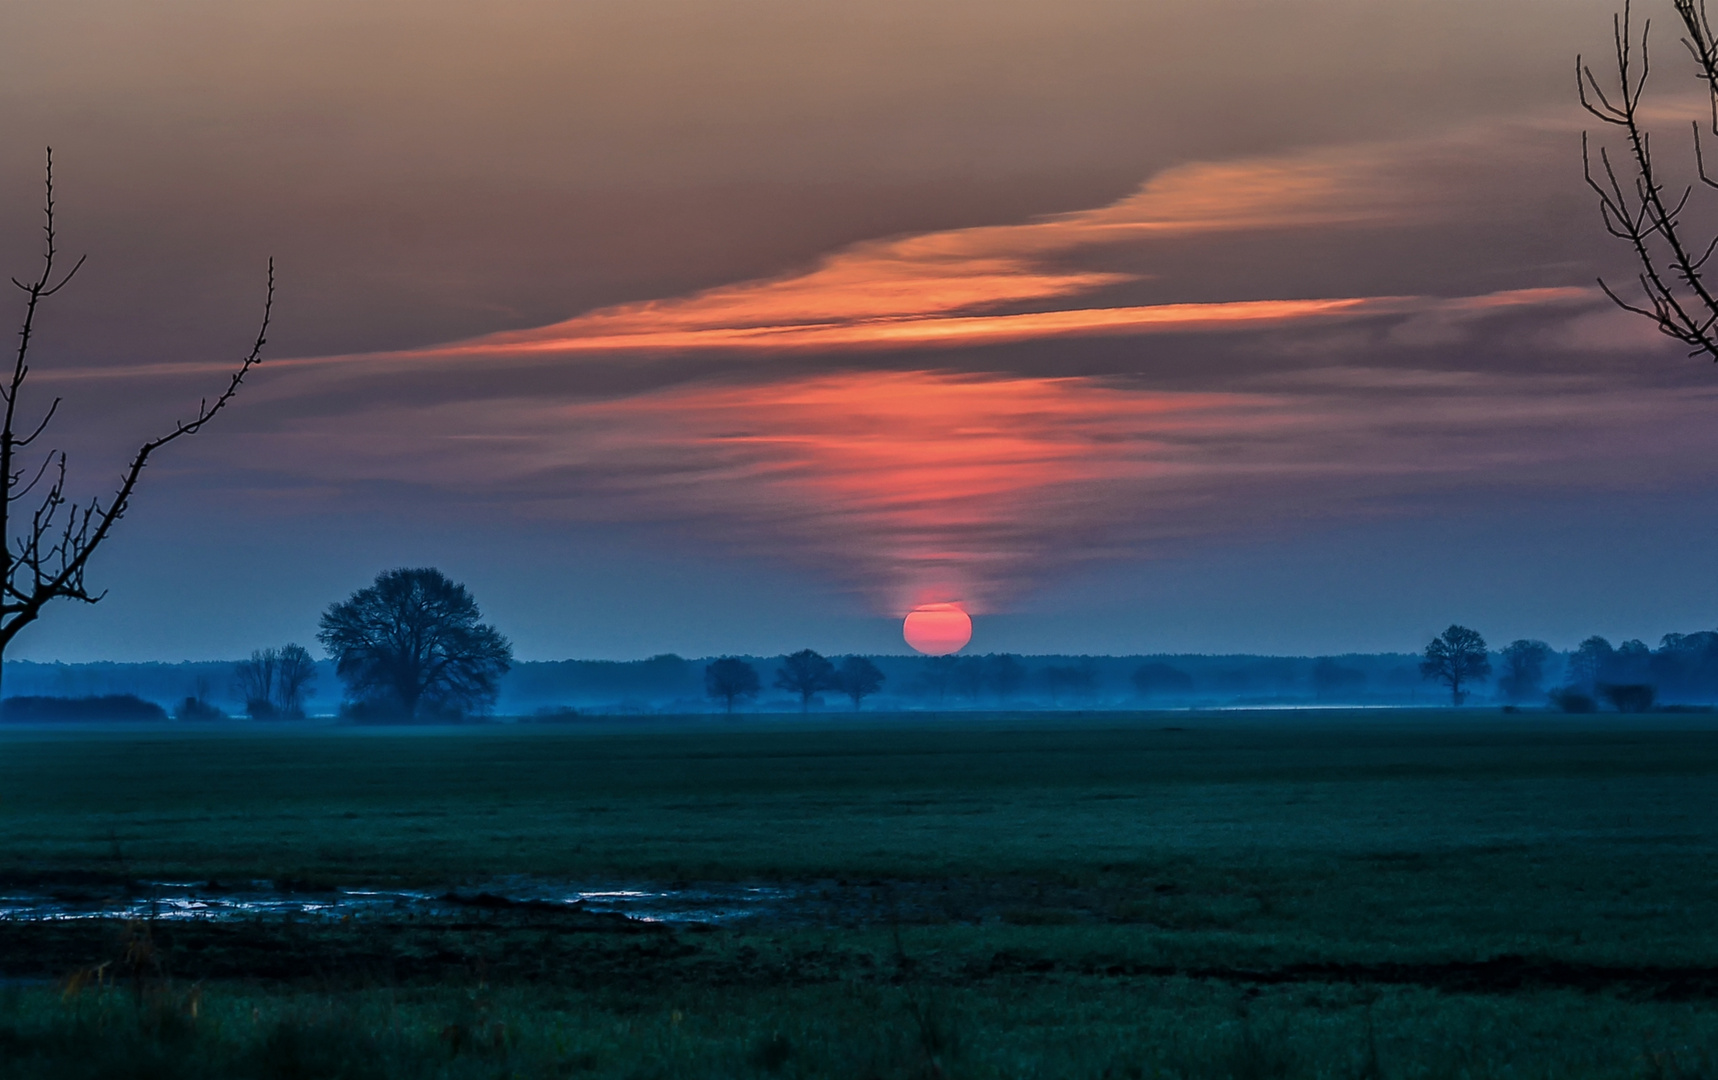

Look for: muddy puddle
[0,880,803,925]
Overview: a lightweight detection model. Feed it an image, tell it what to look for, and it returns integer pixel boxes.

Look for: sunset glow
[17,18,1718,662]
[15,4,1718,1062]
[903,605,973,655]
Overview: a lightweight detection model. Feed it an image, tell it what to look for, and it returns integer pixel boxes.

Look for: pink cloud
[139,127,1711,615]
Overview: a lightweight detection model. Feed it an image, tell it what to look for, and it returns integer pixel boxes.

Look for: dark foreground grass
[8,976,1718,1079]
[0,710,1715,1076]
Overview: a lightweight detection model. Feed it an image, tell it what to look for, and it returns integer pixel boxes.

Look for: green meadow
[0,711,1714,1078]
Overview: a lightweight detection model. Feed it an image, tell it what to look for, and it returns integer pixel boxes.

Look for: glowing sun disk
[903,604,973,655]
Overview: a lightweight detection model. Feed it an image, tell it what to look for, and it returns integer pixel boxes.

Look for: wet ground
[0,879,804,925]
[2,875,1717,1001]
[0,875,1190,928]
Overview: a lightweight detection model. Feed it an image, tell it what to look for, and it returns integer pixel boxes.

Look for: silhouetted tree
[275,643,316,718]
[1568,635,1616,694]
[1498,639,1554,703]
[1132,661,1194,698]
[0,151,271,698]
[705,657,760,715]
[1580,2,1718,359]
[1652,630,1718,698]
[1613,638,1653,682]
[318,568,512,720]
[1420,625,1491,705]
[237,643,316,718]
[235,647,280,718]
[834,656,885,709]
[774,649,835,712]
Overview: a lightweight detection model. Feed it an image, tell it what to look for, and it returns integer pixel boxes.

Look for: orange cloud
[354,143,1434,365]
[157,128,1701,617]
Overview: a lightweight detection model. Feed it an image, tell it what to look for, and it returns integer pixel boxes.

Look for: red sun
[903,604,972,655]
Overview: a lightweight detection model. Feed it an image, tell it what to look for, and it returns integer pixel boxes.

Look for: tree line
[704,651,885,714]
[1414,624,1718,712]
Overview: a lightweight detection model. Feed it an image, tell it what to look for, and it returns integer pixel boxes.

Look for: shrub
[1,694,168,722]
[1548,687,1598,714]
[1599,683,1656,713]
[173,696,226,721]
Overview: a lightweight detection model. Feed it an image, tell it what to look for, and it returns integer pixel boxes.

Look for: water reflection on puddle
[0,881,798,925]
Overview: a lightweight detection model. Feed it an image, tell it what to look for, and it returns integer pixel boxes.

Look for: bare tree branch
[1583,1,1718,359]
[0,149,274,694]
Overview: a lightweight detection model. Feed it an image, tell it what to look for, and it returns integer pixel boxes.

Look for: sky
[3,0,1718,661]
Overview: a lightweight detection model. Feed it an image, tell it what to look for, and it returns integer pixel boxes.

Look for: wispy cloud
[184,122,1711,615]
[305,142,1439,365]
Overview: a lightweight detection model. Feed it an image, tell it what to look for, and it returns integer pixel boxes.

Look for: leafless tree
[1,150,272,695]
[235,643,317,718]
[275,643,317,718]
[235,647,280,717]
[1580,1,1718,357]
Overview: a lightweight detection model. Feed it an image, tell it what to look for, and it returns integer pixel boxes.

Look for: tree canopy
[774,649,836,711]
[317,568,512,720]
[834,656,885,709]
[1420,625,1491,706]
[1498,639,1554,704]
[705,658,760,715]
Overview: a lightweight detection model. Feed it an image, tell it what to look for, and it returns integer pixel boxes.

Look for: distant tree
[1497,639,1554,704]
[234,647,279,718]
[237,643,316,718]
[275,643,317,718]
[0,151,272,700]
[1310,658,1366,700]
[704,657,760,715]
[317,568,512,720]
[774,649,835,712]
[833,656,885,709]
[1653,630,1718,699]
[1419,625,1492,705]
[1613,638,1653,683]
[986,654,1026,700]
[1568,636,1616,694]
[1132,662,1194,698]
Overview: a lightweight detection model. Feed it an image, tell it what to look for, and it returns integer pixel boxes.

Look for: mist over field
[3,634,1717,717]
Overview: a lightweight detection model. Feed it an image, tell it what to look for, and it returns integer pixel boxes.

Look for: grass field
[0,710,1714,1077]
